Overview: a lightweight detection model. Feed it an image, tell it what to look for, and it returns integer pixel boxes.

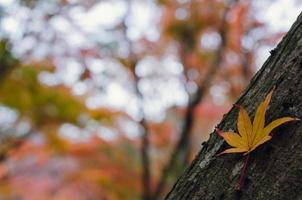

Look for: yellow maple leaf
[217,88,299,155]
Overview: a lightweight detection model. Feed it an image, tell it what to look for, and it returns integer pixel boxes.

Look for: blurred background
[0,0,300,199]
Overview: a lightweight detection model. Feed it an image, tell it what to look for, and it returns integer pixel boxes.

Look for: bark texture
[165,12,302,200]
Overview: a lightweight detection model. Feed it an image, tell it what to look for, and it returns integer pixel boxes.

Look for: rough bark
[165,12,302,200]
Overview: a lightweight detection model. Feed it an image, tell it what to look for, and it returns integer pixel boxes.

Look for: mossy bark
[165,12,302,200]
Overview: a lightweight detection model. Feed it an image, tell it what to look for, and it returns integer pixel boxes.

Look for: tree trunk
[165,12,302,200]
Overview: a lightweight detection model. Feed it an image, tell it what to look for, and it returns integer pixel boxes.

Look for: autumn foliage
[0,0,293,199]
[218,88,298,155]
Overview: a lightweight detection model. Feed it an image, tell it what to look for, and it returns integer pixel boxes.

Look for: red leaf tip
[234,104,241,109]
[215,128,223,136]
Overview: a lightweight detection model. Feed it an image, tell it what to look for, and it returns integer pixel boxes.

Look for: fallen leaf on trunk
[217,87,299,155]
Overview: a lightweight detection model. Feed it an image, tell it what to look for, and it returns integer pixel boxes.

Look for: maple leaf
[217,88,299,155]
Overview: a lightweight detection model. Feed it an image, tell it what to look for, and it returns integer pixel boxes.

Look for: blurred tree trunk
[165,12,302,200]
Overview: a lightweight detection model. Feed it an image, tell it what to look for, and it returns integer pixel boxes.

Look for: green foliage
[0,40,18,81]
[0,66,85,126]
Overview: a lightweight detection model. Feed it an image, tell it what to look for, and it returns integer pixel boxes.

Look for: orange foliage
[0,0,288,199]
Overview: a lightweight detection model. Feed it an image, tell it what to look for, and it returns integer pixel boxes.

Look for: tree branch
[120,1,152,199]
[152,1,237,199]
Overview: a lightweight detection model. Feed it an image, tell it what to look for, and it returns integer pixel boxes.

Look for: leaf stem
[236,154,250,191]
